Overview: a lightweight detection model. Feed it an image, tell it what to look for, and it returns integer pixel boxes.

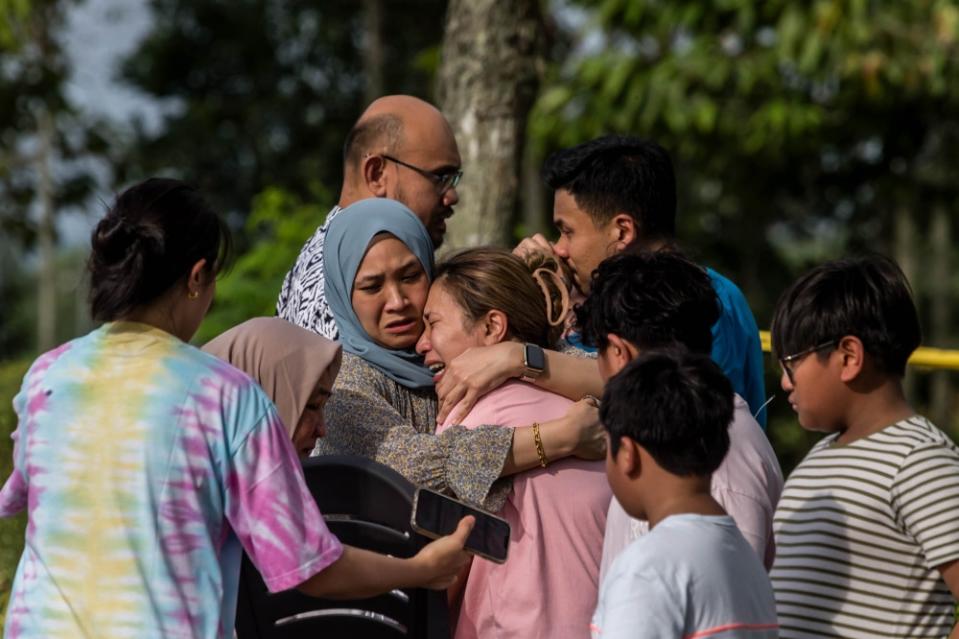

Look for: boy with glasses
[770,254,959,638]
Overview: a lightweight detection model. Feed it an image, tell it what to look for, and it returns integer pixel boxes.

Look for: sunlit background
[3,0,959,619]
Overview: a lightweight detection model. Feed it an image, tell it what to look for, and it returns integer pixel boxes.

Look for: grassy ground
[0,359,30,628]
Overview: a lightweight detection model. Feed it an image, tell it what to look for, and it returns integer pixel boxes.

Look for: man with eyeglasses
[277,95,463,339]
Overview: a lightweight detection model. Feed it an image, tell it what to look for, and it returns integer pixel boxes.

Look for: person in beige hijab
[203,317,343,457]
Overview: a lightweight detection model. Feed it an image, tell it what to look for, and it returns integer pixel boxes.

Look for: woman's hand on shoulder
[562,396,606,460]
[435,342,524,425]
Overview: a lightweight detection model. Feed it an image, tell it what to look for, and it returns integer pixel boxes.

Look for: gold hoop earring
[188,290,199,300]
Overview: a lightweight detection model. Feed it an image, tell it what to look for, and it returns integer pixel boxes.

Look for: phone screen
[412,488,510,563]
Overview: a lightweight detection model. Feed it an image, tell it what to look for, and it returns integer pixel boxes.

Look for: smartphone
[410,487,511,564]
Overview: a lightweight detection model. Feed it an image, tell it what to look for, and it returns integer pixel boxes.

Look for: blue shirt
[706,268,767,427]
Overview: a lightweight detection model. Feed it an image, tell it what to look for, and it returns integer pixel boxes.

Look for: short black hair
[771,254,921,377]
[601,349,732,476]
[543,135,676,244]
[342,113,403,169]
[574,250,719,353]
[87,178,233,322]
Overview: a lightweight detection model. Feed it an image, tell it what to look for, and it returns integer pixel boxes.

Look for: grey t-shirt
[591,514,777,639]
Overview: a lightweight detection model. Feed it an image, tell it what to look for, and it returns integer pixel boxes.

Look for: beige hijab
[202,317,342,436]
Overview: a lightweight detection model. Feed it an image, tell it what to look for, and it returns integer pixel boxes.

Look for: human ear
[481,310,509,344]
[611,214,637,250]
[187,258,209,293]
[606,334,636,373]
[616,437,641,478]
[837,335,865,383]
[362,155,389,197]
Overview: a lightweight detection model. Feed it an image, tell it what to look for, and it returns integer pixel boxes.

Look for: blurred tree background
[2,0,959,622]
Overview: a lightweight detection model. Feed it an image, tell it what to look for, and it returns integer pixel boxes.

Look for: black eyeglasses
[382,155,462,194]
[779,340,838,385]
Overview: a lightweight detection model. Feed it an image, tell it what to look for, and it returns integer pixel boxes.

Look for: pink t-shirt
[438,380,611,639]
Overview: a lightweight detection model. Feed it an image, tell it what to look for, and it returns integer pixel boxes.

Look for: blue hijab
[324,198,435,389]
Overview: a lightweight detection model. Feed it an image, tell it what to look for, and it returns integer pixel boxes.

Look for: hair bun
[92,215,161,266]
[86,177,231,322]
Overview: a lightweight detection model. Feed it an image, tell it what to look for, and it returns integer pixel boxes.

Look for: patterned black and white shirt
[276,205,343,340]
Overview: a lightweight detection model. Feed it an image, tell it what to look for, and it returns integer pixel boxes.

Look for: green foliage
[532,0,959,465]
[0,0,107,361]
[0,0,31,49]
[533,0,959,244]
[0,248,96,360]
[0,358,30,625]
[0,0,106,240]
[116,0,445,219]
[194,186,332,343]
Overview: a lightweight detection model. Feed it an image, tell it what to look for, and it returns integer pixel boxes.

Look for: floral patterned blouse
[317,353,513,509]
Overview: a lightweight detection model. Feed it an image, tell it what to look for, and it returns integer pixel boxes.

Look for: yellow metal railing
[760,331,959,371]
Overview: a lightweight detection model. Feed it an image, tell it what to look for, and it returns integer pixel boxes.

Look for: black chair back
[235,455,450,639]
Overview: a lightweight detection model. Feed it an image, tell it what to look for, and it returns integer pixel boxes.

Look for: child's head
[600,349,733,520]
[574,250,719,381]
[771,254,921,431]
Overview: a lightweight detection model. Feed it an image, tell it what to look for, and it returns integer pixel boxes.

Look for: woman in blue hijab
[317,198,604,509]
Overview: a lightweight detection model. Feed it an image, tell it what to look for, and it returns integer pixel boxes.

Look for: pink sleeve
[0,463,27,517]
[0,376,31,517]
[225,411,343,592]
[710,397,783,571]
[710,489,774,570]
[600,497,637,581]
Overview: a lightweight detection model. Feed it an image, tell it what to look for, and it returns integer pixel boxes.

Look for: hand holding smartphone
[411,488,511,564]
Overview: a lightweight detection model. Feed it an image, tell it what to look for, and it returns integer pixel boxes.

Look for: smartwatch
[521,343,546,383]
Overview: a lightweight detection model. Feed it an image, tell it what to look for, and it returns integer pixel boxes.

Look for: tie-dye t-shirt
[0,322,343,639]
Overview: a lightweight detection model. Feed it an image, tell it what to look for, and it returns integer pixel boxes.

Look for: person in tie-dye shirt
[0,178,472,639]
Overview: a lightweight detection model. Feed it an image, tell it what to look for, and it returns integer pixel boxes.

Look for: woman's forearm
[536,348,604,400]
[435,342,604,426]
[500,395,604,476]
[500,416,576,476]
[498,341,604,399]
[299,518,474,599]
[298,545,425,600]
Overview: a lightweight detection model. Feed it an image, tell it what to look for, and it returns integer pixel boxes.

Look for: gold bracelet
[532,422,548,468]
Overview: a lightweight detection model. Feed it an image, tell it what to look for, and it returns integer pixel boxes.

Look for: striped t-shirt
[771,415,959,638]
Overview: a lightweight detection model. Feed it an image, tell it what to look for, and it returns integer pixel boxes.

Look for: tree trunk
[436,0,545,251]
[362,0,384,104]
[521,139,548,238]
[36,106,57,353]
